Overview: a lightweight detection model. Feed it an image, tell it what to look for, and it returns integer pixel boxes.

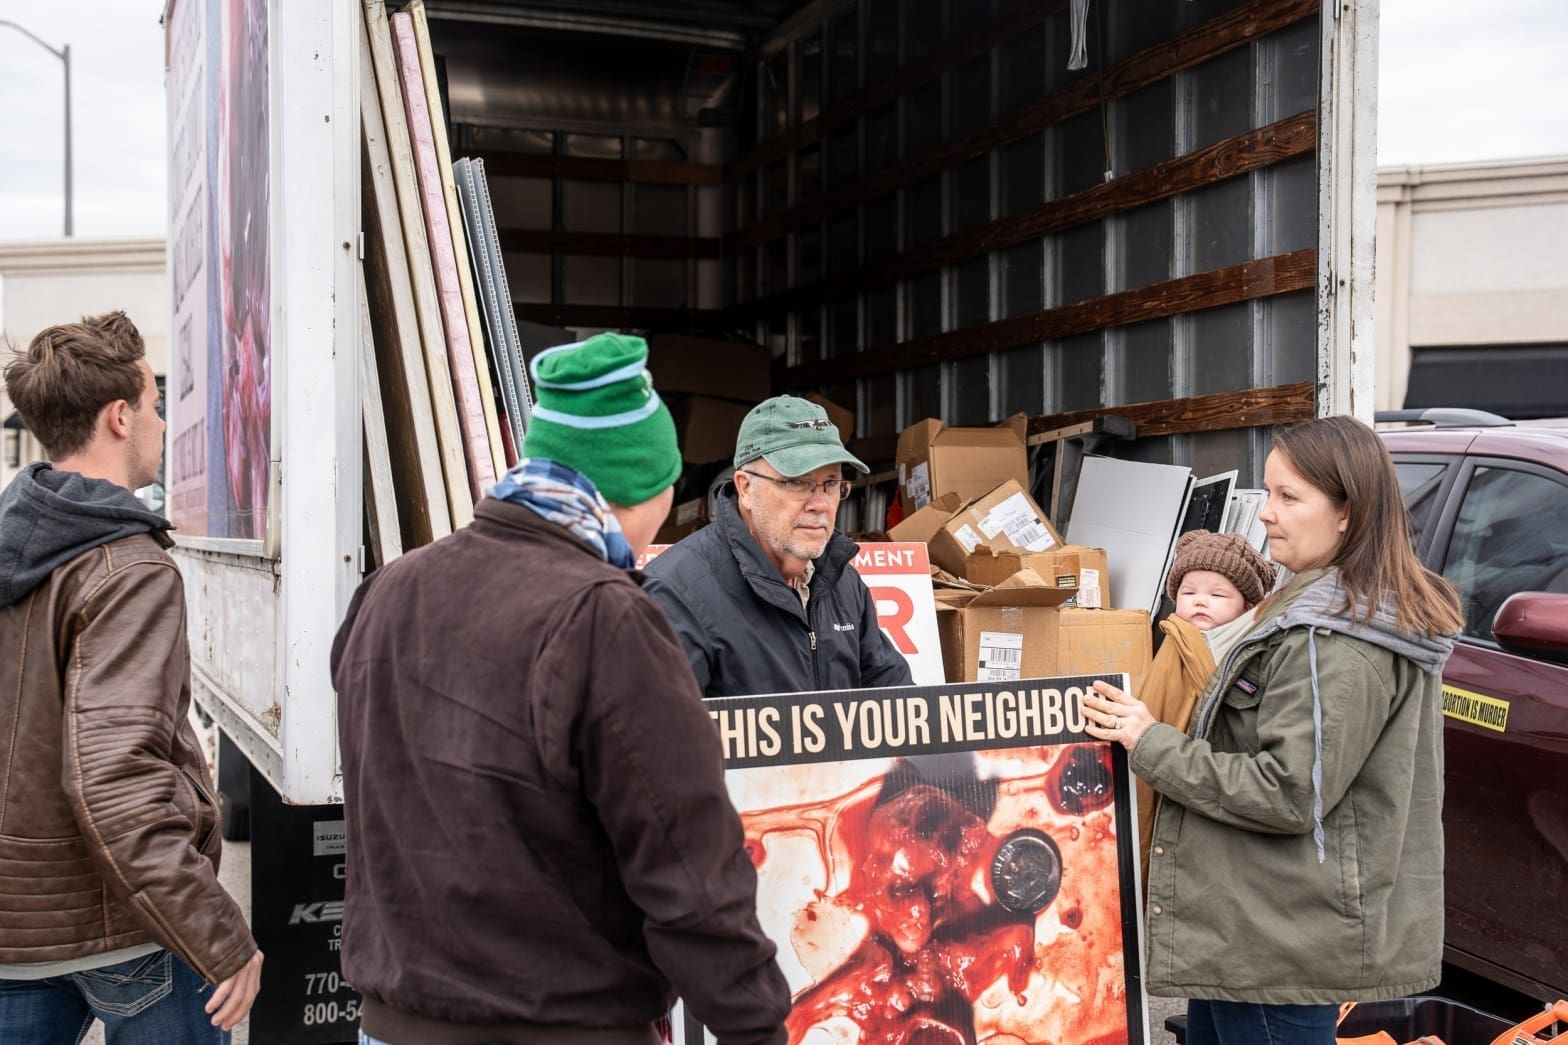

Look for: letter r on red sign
[870,586,916,654]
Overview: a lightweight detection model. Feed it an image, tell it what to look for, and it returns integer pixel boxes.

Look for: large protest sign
[679,675,1148,1045]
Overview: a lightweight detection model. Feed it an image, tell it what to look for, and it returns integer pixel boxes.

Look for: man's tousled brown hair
[1272,415,1462,637]
[2,311,147,459]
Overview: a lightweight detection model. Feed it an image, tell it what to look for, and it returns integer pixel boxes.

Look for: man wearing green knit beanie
[331,333,790,1045]
[522,332,681,510]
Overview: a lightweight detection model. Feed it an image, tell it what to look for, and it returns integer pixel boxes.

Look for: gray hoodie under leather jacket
[0,461,170,607]
[1132,566,1456,1004]
[0,462,257,982]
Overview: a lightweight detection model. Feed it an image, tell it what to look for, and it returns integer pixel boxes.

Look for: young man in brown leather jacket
[0,313,263,1042]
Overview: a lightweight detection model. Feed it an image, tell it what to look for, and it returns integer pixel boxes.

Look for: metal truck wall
[737,0,1322,486]
[423,0,1325,495]
[163,0,361,804]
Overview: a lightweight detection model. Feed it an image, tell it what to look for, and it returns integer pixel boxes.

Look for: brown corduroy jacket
[0,531,257,982]
[331,498,790,1045]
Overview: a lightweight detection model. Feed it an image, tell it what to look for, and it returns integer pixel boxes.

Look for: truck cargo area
[418,0,1337,531]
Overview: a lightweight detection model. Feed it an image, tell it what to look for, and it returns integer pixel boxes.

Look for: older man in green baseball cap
[644,395,913,699]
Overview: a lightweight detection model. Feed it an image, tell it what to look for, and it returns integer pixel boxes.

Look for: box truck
[164,0,1376,1038]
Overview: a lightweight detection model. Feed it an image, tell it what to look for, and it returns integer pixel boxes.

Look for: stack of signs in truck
[675,675,1149,1044]
[391,6,499,501]
[454,156,531,462]
[360,0,535,551]
[362,0,472,529]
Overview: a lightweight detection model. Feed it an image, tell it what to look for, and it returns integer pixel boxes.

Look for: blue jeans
[1186,999,1339,1045]
[0,949,227,1045]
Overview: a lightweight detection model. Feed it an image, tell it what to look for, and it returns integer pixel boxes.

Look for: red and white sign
[639,541,944,685]
[851,541,944,685]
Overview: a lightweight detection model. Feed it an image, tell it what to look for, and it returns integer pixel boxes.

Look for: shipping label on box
[907,461,932,511]
[929,480,1065,578]
[977,630,1025,682]
[977,490,1058,552]
[1078,568,1103,609]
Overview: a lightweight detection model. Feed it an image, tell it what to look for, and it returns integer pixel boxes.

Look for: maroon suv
[1380,412,1568,1004]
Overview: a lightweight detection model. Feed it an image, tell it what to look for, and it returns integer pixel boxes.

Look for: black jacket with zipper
[643,485,913,698]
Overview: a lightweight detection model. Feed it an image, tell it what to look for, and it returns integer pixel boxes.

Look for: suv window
[1393,461,1448,549]
[1441,465,1568,641]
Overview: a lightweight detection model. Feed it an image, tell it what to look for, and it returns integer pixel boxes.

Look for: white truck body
[165,0,1378,806]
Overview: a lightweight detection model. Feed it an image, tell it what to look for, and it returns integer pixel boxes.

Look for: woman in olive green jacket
[1084,417,1463,1045]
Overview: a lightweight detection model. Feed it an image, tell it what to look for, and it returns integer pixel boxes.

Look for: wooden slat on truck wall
[1026,383,1318,439]
[465,151,722,187]
[731,111,1318,322]
[498,229,723,261]
[727,0,1321,254]
[846,383,1316,466]
[779,249,1316,387]
[727,0,1070,182]
[510,304,728,329]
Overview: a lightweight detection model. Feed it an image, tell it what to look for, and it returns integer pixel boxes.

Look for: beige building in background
[1375,156,1568,417]
[0,238,167,489]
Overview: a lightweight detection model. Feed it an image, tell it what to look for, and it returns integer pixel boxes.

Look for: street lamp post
[0,20,73,237]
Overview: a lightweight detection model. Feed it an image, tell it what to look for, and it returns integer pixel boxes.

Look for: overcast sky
[0,0,1565,243]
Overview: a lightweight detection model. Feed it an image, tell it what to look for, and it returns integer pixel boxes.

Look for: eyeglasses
[740,470,853,500]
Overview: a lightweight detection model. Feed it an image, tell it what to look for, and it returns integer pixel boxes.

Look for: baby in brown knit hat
[1166,529,1278,641]
[1135,531,1277,890]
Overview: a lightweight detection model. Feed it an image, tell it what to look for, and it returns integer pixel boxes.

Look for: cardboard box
[926,480,1064,578]
[802,392,855,444]
[896,415,1029,517]
[1057,608,1152,692]
[673,395,755,465]
[963,544,1110,606]
[654,496,709,546]
[935,570,1075,683]
[887,492,963,545]
[664,495,708,529]
[647,334,771,403]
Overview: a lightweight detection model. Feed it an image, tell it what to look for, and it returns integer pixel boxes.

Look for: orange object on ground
[1336,1002,1447,1045]
[1489,1000,1568,1045]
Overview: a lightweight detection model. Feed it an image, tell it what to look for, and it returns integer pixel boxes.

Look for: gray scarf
[1190,568,1456,861]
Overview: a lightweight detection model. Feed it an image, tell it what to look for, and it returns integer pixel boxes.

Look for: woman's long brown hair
[1272,416,1463,637]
